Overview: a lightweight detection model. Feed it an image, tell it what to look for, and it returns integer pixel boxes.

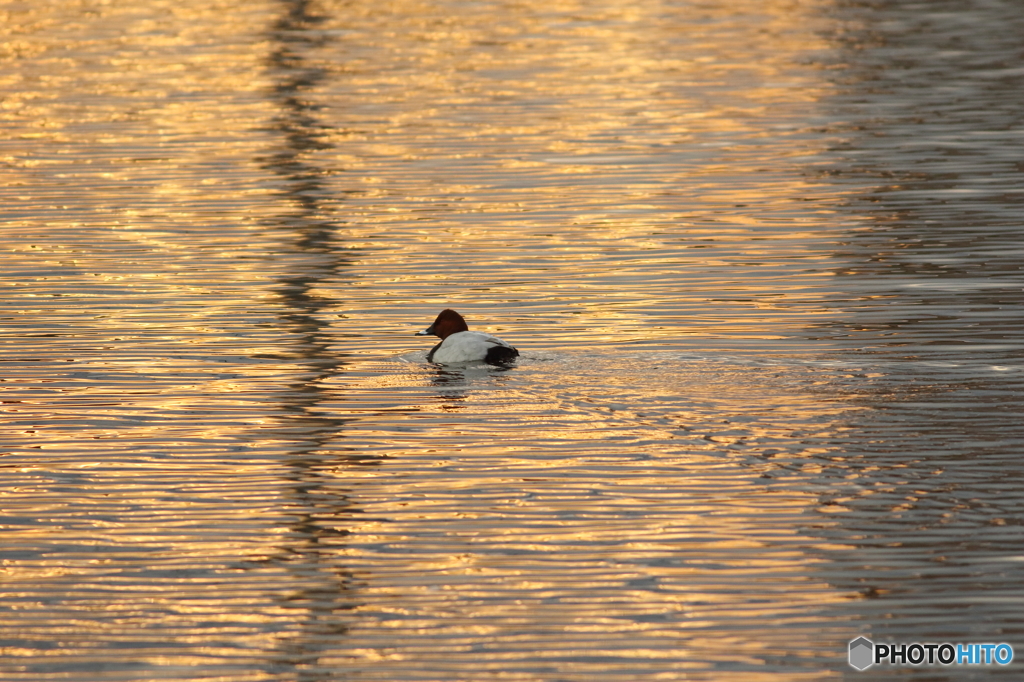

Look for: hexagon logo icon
[849,637,874,670]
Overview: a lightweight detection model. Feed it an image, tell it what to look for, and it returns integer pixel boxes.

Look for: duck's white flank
[427,331,516,364]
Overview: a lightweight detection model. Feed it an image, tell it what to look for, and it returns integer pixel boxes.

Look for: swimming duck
[416,309,519,365]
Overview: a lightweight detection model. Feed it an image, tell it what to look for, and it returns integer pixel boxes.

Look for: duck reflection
[429,364,517,409]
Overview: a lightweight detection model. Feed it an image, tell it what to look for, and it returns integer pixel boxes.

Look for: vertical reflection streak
[259,0,364,676]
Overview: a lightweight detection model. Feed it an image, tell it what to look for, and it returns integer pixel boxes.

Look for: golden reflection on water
[289,0,848,356]
[0,0,909,678]
[319,351,863,676]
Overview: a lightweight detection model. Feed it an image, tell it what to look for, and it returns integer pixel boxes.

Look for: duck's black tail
[485,345,520,365]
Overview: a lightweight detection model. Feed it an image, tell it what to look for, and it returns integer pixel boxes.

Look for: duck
[415,309,520,365]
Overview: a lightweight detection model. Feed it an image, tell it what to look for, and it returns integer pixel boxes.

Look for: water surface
[2,0,1024,679]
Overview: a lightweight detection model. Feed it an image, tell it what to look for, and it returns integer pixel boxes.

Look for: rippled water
[3,0,1024,679]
